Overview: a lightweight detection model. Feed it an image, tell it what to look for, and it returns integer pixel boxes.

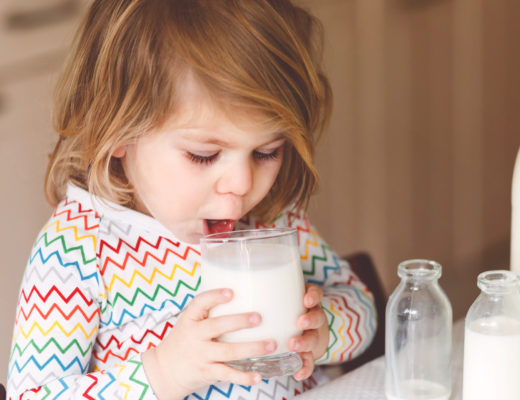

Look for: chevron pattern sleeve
[7,198,155,399]
[283,211,377,365]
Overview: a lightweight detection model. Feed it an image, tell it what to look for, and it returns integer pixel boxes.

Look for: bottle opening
[397,259,442,280]
[477,270,520,294]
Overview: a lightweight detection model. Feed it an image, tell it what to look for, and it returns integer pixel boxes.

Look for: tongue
[207,219,235,235]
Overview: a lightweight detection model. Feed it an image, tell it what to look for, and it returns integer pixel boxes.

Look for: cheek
[255,160,283,196]
[159,164,209,200]
[172,174,209,209]
[268,155,284,185]
[130,148,208,216]
[268,163,282,188]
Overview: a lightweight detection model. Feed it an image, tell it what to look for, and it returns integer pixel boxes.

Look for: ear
[112,146,127,158]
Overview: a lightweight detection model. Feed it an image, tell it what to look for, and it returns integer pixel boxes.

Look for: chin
[161,222,202,244]
[178,232,202,245]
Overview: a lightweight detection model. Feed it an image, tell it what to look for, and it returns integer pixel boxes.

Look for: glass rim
[200,227,297,244]
[477,270,520,293]
[397,259,442,279]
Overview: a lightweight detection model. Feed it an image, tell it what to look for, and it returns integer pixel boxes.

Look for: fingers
[290,306,329,360]
[297,305,327,331]
[200,311,262,339]
[288,329,319,353]
[210,363,262,387]
[304,284,323,309]
[210,340,277,362]
[198,310,278,362]
[184,289,233,321]
[293,352,314,381]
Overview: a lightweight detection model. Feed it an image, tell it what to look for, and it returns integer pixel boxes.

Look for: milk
[201,242,305,355]
[386,379,450,400]
[463,316,520,400]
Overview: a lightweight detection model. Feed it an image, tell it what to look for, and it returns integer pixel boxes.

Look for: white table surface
[298,319,465,400]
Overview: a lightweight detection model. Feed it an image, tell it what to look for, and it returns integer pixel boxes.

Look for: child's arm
[7,216,154,399]
[284,211,377,365]
[7,213,274,400]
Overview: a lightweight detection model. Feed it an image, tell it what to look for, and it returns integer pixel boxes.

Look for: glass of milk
[462,270,520,400]
[200,228,305,378]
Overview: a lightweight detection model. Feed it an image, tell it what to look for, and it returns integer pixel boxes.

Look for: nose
[215,158,254,197]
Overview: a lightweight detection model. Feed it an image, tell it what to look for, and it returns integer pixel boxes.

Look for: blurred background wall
[0,0,519,385]
[305,0,520,320]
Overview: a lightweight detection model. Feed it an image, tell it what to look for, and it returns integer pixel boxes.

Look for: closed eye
[186,152,219,165]
[253,147,281,161]
[186,146,281,165]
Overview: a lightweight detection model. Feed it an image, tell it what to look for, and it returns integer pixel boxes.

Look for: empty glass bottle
[463,270,520,400]
[385,259,452,400]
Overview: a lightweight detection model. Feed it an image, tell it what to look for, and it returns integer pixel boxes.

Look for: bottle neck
[467,271,520,327]
[398,259,442,283]
[402,277,440,292]
[478,270,520,296]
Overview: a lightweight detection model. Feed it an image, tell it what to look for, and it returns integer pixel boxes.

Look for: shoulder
[275,207,311,231]
[28,185,101,284]
[43,186,101,249]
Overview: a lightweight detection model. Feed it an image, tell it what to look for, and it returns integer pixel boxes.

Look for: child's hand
[142,289,277,400]
[288,283,329,381]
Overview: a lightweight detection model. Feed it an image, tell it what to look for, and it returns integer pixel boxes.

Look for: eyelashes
[253,148,281,161]
[186,152,219,165]
[186,148,281,165]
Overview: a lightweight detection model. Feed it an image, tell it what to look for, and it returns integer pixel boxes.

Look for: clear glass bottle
[385,259,452,400]
[462,270,520,400]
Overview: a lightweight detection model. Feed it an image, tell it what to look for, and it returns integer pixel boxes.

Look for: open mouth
[204,219,236,236]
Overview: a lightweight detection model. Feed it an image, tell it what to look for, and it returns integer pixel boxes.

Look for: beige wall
[305,0,520,320]
[0,2,85,384]
[1,0,519,385]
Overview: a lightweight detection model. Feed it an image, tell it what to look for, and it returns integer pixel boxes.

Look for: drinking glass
[200,228,305,378]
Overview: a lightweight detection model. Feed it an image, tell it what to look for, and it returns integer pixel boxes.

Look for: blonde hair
[46,0,332,221]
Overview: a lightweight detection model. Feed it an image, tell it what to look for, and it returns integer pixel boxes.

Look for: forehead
[164,71,281,137]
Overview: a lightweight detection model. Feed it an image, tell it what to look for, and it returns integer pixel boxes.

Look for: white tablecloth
[299,319,465,400]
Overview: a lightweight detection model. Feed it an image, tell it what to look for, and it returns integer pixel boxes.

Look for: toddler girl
[7,0,376,399]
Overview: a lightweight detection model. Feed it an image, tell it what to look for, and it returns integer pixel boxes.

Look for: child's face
[115,76,284,244]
